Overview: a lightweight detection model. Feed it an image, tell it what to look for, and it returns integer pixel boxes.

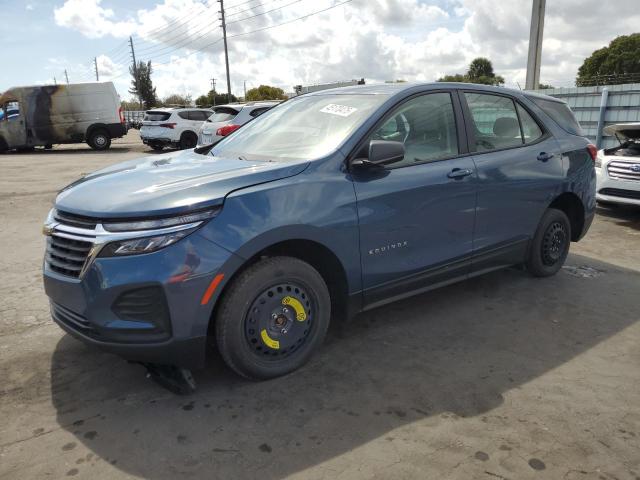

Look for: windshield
[210,94,388,161]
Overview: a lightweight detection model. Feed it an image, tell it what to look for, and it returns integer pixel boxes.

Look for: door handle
[537,152,554,162]
[447,168,472,179]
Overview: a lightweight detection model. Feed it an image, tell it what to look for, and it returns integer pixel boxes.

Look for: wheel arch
[548,192,585,241]
[85,123,108,140]
[206,237,353,339]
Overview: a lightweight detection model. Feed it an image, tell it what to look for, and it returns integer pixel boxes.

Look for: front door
[1,100,27,149]
[352,91,477,309]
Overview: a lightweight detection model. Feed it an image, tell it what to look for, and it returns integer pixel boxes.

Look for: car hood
[55,149,309,218]
[603,123,640,141]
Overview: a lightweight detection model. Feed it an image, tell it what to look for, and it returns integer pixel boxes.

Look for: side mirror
[351,140,404,169]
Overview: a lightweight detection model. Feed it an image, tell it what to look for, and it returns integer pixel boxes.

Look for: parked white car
[596,123,640,206]
[197,101,280,146]
[140,107,212,151]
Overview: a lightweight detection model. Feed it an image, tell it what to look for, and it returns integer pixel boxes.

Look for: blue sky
[1,0,638,101]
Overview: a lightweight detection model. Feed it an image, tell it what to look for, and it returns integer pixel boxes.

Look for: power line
[224,0,261,11]
[150,0,355,66]
[142,0,212,37]
[225,0,291,18]
[135,16,220,57]
[226,0,306,26]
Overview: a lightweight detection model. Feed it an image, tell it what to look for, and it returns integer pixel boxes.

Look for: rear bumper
[43,232,241,369]
[106,123,127,139]
[141,137,177,147]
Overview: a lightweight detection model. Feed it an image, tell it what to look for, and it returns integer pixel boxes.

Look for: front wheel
[526,208,571,277]
[215,257,331,380]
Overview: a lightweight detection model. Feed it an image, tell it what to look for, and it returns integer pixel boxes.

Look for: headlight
[99,229,194,257]
[103,209,219,232]
[99,207,220,257]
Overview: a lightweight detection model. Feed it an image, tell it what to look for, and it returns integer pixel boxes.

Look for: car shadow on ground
[2,147,135,155]
[49,253,639,479]
[596,204,640,231]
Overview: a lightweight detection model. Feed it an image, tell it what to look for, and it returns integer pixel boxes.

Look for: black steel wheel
[215,256,331,379]
[527,208,571,277]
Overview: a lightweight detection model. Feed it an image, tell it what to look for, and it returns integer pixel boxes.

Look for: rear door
[352,91,477,309]
[460,91,564,274]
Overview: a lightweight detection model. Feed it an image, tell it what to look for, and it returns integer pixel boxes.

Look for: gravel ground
[0,131,638,480]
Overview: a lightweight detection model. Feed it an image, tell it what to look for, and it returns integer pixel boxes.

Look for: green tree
[538,83,555,89]
[437,57,504,86]
[245,85,287,101]
[161,93,193,107]
[195,90,238,107]
[576,33,640,86]
[129,61,157,109]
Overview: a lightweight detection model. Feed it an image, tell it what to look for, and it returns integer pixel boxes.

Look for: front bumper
[43,232,239,369]
[596,167,640,206]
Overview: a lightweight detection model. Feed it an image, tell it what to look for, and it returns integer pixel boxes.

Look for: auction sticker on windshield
[320,104,358,117]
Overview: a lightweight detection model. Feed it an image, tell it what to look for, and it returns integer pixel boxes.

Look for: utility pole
[525,0,545,90]
[94,57,100,82]
[129,35,142,109]
[54,76,57,85]
[210,78,216,106]
[244,80,247,100]
[218,0,232,103]
[64,69,69,84]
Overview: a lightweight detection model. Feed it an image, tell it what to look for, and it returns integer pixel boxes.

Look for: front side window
[2,101,20,121]
[369,92,459,167]
[211,94,387,162]
[465,93,522,151]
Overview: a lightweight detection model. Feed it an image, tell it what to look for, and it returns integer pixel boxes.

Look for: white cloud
[53,0,640,99]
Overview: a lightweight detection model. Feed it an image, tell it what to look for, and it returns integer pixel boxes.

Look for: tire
[0,138,9,153]
[526,208,571,277]
[44,144,53,150]
[151,145,164,152]
[179,131,198,150]
[215,256,331,380]
[87,129,111,151]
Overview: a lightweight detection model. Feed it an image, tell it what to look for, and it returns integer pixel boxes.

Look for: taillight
[216,124,241,136]
[586,144,597,163]
[159,123,176,129]
[118,106,125,124]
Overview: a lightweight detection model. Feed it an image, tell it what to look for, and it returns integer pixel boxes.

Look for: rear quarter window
[529,97,584,136]
[144,111,171,121]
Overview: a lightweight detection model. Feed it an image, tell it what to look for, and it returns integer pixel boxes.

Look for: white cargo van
[0,82,126,152]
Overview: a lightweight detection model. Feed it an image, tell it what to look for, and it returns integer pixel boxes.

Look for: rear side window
[185,110,207,121]
[144,111,171,121]
[516,104,543,143]
[249,107,271,118]
[529,97,584,136]
[464,93,522,151]
[208,107,238,123]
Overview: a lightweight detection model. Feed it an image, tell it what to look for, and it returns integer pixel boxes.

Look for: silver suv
[197,101,280,146]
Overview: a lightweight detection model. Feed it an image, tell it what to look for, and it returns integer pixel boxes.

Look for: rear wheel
[179,131,198,150]
[526,208,571,277]
[87,129,111,150]
[0,138,9,153]
[215,256,331,380]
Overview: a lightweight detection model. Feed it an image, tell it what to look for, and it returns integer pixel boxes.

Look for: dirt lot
[0,131,639,480]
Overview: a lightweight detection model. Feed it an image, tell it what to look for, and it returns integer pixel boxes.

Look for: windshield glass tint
[211,95,387,161]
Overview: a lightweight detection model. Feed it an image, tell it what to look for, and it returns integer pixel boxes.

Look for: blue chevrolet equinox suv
[43,83,596,380]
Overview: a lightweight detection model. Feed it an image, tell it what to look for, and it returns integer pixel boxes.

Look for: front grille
[599,188,640,200]
[607,161,640,181]
[46,209,99,278]
[46,235,93,278]
[51,302,98,337]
